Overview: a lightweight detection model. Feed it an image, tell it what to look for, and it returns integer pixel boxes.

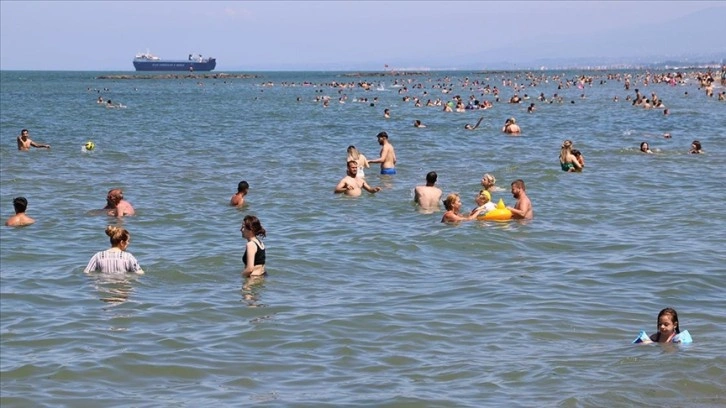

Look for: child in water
[572,149,585,170]
[634,307,692,344]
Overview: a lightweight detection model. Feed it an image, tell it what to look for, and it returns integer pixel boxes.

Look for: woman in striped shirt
[84,225,144,274]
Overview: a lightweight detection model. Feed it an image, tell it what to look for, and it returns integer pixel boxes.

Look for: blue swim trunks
[380,167,396,175]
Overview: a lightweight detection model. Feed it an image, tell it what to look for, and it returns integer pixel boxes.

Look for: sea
[1,69,724,407]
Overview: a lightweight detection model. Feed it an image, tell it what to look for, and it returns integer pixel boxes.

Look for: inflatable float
[478,198,513,221]
[632,330,692,344]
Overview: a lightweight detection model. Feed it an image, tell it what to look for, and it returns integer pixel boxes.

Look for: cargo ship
[133,52,216,72]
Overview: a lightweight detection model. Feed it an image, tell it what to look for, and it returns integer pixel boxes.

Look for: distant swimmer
[17,129,50,151]
[559,140,582,172]
[103,188,136,217]
[689,140,703,154]
[464,117,484,130]
[384,108,391,119]
[481,173,503,192]
[502,117,521,134]
[230,180,249,207]
[413,120,426,128]
[5,197,35,227]
[413,171,443,211]
[506,179,533,220]
[640,142,653,154]
[334,161,381,196]
[369,131,397,175]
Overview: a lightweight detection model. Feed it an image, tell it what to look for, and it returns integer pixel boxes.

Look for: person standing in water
[241,215,267,278]
[368,131,397,175]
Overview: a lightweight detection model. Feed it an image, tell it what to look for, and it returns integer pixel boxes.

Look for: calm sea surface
[1,69,725,407]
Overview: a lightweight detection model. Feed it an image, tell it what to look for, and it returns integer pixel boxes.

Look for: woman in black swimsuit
[240,215,266,278]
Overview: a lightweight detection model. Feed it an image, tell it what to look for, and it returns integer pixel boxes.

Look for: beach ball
[85,141,95,151]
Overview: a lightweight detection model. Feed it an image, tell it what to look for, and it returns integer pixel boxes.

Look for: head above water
[426,171,437,185]
[12,197,28,214]
[657,307,680,334]
[237,180,249,194]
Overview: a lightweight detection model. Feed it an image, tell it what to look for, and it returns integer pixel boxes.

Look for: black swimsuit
[243,240,266,266]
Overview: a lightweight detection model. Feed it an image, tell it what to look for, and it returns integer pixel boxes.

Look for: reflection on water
[87,273,136,306]
[241,276,266,308]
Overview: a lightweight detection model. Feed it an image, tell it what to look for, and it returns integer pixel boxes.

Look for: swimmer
[240,215,267,278]
[441,193,482,223]
[413,120,426,128]
[17,129,50,151]
[572,149,584,171]
[84,225,144,274]
[559,140,582,172]
[384,108,390,119]
[502,117,521,134]
[368,131,397,175]
[689,140,703,154]
[464,117,484,130]
[480,173,503,192]
[506,179,533,220]
[413,171,442,211]
[103,188,135,217]
[230,180,249,207]
[5,197,35,227]
[639,307,685,344]
[334,161,381,196]
[470,189,496,216]
[640,142,653,154]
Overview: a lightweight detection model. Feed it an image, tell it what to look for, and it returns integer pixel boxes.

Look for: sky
[1,1,724,71]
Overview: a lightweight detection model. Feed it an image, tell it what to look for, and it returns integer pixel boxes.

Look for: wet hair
[572,149,581,157]
[481,174,496,187]
[443,193,460,211]
[376,131,388,139]
[105,225,130,247]
[657,307,680,334]
[425,171,437,184]
[21,129,29,135]
[691,140,701,151]
[640,142,649,152]
[237,181,249,194]
[243,215,266,238]
[511,179,526,191]
[12,197,28,213]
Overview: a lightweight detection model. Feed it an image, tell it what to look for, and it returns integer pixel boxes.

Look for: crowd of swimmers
[9,67,720,342]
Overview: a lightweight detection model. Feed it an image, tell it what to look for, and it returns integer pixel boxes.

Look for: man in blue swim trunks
[369,131,397,175]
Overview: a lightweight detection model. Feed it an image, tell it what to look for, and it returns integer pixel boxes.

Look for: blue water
[1,69,725,407]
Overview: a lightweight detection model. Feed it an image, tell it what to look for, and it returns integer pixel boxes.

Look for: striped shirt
[84,249,143,274]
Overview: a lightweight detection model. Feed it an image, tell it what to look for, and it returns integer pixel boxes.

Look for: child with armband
[633,307,692,344]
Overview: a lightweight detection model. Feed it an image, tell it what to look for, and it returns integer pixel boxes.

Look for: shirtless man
[334,161,381,197]
[506,179,533,220]
[414,171,442,210]
[104,188,136,217]
[17,129,50,151]
[368,131,397,175]
[5,197,35,227]
[230,180,249,207]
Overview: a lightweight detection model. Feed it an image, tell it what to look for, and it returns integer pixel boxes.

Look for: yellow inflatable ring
[478,198,513,221]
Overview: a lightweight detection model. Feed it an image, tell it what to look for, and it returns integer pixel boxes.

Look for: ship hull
[133,59,216,72]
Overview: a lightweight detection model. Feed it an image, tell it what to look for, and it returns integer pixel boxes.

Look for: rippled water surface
[1,70,725,407]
